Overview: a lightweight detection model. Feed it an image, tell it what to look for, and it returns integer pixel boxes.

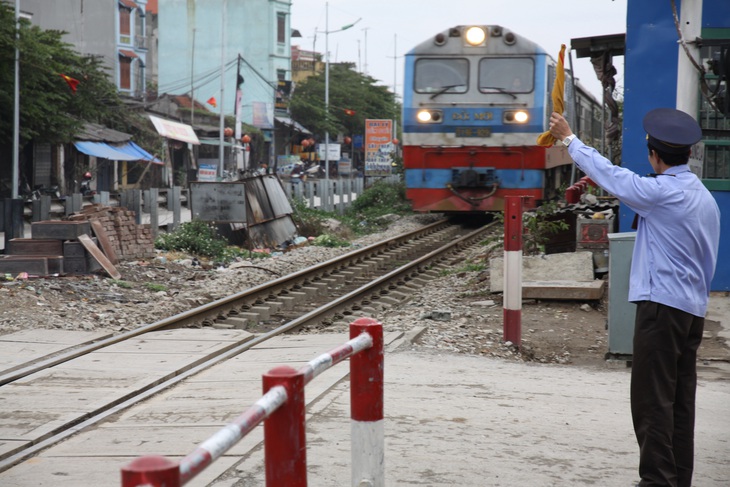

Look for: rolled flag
[60,74,80,93]
[207,96,217,108]
[536,44,566,147]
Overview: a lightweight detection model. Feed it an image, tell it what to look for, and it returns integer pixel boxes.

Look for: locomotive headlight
[417,109,443,123]
[503,110,529,124]
[464,27,487,46]
[514,111,529,122]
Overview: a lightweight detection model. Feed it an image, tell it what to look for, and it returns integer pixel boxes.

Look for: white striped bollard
[503,196,523,348]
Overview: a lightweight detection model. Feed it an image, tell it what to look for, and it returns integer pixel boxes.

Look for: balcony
[135,35,149,50]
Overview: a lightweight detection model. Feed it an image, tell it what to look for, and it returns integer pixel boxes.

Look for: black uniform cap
[643,108,702,154]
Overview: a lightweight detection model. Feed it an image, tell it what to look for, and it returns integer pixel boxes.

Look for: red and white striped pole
[263,365,306,487]
[349,318,385,487]
[178,385,288,484]
[503,196,523,348]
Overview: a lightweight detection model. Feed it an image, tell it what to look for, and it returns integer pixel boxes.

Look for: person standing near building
[549,108,720,487]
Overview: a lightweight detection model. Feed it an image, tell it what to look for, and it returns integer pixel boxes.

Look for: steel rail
[0,219,450,386]
[0,221,495,473]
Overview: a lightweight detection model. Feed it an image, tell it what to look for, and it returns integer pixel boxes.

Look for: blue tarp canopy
[114,141,163,164]
[74,141,162,164]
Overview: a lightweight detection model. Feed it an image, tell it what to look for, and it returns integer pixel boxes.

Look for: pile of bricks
[67,205,155,261]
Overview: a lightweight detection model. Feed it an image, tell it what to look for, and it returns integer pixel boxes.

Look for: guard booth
[621,1,730,292]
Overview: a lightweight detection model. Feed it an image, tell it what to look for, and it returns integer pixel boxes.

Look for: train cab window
[414,58,469,94]
[478,57,534,94]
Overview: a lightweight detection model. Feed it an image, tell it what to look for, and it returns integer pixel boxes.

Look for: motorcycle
[79,172,95,196]
[31,184,62,200]
[303,161,325,179]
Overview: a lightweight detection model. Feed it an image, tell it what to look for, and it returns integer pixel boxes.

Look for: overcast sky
[290,0,628,101]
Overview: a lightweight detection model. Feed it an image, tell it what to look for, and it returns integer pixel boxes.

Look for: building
[622,0,729,290]
[22,0,150,97]
[291,45,324,84]
[156,0,296,151]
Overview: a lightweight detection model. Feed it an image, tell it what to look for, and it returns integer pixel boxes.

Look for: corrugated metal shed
[189,174,299,248]
[76,123,131,143]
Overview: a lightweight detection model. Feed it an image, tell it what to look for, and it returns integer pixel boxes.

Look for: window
[414,58,468,94]
[119,57,132,90]
[277,12,286,44]
[119,7,132,44]
[698,31,730,182]
[478,57,534,94]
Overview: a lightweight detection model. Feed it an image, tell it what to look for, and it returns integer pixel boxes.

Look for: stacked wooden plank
[1,221,91,276]
[0,205,153,278]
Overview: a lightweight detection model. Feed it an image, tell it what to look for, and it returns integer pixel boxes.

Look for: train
[401,25,603,213]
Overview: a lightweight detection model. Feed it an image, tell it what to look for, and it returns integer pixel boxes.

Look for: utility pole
[218,0,226,177]
[190,28,196,126]
[361,27,370,75]
[234,55,244,171]
[323,3,361,184]
[389,34,399,143]
[12,0,20,199]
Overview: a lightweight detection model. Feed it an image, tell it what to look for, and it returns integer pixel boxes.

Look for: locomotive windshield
[478,57,534,94]
[414,58,468,94]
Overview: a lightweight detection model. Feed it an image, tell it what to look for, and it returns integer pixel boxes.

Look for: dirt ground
[517,298,728,368]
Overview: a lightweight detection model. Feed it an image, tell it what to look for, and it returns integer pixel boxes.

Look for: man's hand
[549,112,573,141]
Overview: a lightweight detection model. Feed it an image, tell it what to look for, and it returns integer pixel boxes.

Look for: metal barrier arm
[299,331,374,385]
[179,385,288,484]
[121,318,385,487]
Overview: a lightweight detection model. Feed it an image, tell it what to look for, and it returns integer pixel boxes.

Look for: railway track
[0,219,498,473]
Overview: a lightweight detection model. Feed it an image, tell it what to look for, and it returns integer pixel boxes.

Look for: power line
[157,58,238,95]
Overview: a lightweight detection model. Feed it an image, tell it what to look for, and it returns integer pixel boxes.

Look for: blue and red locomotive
[402,25,601,213]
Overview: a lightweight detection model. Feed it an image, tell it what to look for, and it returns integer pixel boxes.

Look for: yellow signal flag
[536,44,566,147]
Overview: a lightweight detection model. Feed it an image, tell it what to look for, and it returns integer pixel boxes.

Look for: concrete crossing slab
[0,330,112,372]
[0,330,402,486]
[4,456,237,487]
[0,330,253,463]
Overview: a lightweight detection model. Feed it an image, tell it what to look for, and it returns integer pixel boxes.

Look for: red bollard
[349,318,383,423]
[350,318,384,486]
[565,186,578,204]
[263,365,306,487]
[121,455,180,487]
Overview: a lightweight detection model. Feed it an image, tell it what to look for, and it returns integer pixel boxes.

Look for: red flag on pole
[207,97,217,108]
[60,74,80,93]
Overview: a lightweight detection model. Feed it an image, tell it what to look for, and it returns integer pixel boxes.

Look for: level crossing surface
[1,296,729,486]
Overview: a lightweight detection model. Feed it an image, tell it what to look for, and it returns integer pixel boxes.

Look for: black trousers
[631,301,704,487]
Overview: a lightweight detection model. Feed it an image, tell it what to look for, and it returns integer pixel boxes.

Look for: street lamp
[322,2,361,183]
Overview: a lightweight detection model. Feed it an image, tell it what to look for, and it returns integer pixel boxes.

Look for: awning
[149,114,200,145]
[275,116,312,135]
[114,141,163,164]
[74,141,162,164]
[119,49,138,59]
[199,138,235,147]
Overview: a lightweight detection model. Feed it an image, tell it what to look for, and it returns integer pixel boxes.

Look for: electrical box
[607,232,637,357]
[577,217,615,274]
